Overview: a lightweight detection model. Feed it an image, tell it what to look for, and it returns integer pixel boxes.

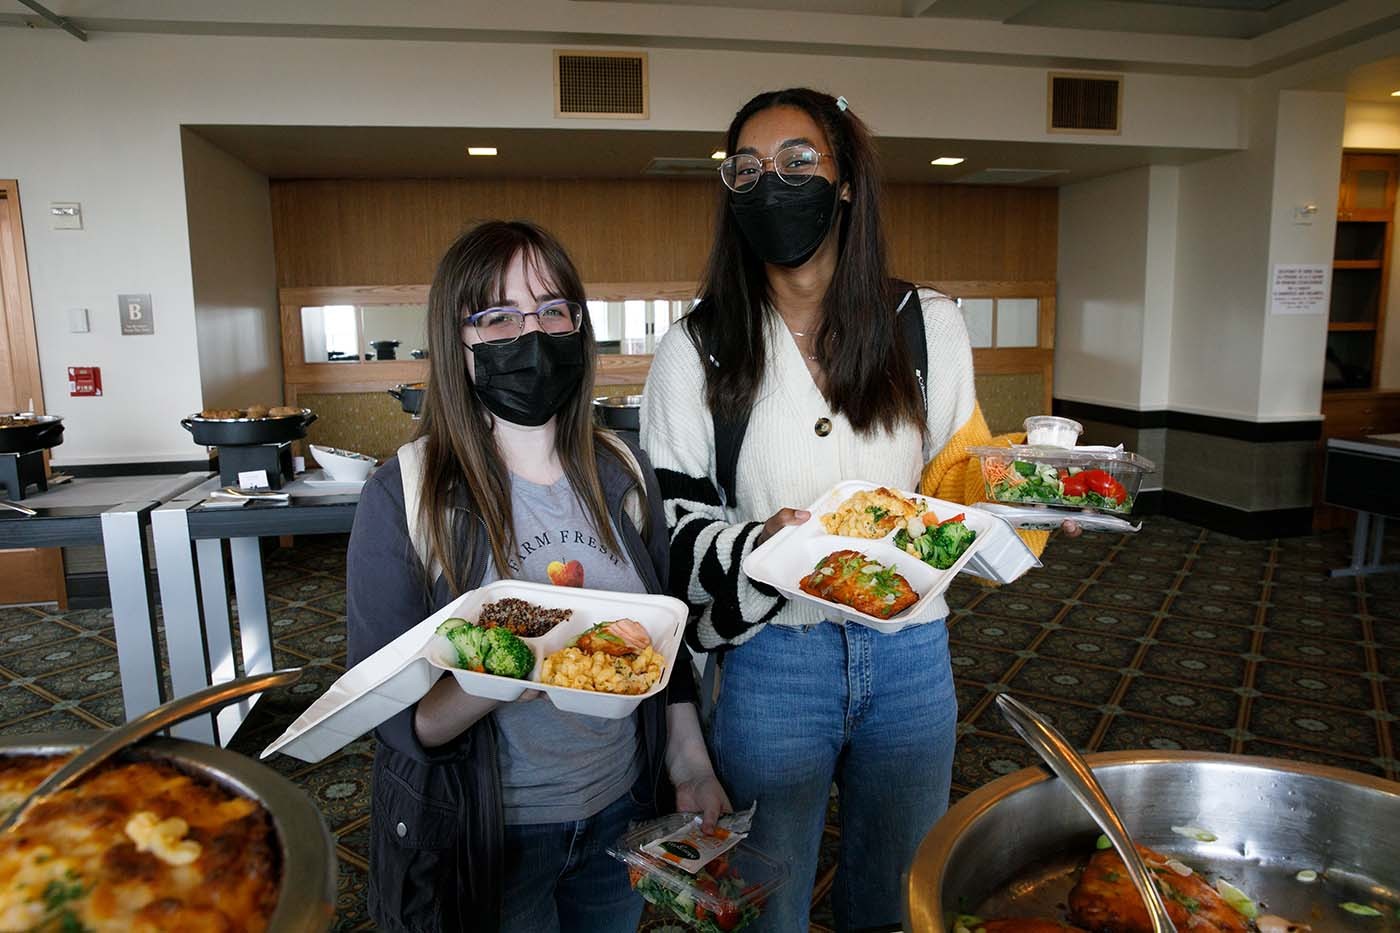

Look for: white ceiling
[588,0,1348,39]
[188,124,1225,187]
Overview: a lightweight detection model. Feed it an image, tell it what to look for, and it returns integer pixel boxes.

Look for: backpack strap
[396,436,442,585]
[596,430,648,532]
[704,281,927,510]
[693,302,747,511]
[893,279,928,410]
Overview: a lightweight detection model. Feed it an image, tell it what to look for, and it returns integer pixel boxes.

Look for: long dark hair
[687,87,923,434]
[417,220,641,594]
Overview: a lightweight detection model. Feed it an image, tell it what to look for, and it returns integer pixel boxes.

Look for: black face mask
[469,330,585,427]
[729,173,840,268]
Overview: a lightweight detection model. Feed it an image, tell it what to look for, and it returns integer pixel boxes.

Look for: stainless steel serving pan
[906,750,1400,931]
[1,731,337,932]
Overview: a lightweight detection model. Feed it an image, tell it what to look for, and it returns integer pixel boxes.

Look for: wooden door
[0,180,65,606]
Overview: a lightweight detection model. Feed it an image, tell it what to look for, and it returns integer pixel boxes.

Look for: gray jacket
[346,438,696,932]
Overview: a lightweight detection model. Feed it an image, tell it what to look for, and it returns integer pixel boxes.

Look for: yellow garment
[919,404,1051,563]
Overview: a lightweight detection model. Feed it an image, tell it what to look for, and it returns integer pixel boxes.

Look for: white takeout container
[741,480,1037,633]
[262,580,688,763]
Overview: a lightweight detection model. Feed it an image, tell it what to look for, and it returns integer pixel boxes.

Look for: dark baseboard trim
[55,459,212,478]
[1160,491,1313,540]
[1053,399,1168,430]
[1133,489,1164,515]
[1054,399,1322,443]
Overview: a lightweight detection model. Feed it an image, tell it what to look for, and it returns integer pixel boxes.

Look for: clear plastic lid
[610,814,789,931]
[968,445,1156,474]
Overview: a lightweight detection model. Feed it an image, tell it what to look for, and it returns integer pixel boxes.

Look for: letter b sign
[117,293,154,335]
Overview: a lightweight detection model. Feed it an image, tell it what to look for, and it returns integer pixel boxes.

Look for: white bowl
[309,445,376,483]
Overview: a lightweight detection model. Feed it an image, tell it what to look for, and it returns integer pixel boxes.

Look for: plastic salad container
[610,814,789,933]
[968,445,1156,514]
[1023,415,1082,448]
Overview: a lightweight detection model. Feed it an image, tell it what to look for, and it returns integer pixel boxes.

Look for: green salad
[987,460,1134,513]
[628,855,763,932]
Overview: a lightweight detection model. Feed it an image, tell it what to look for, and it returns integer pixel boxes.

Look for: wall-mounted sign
[68,366,102,397]
[1269,264,1329,316]
[118,293,154,335]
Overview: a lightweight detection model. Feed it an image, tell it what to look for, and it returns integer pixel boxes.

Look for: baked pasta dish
[541,620,664,695]
[0,755,279,932]
[820,488,921,539]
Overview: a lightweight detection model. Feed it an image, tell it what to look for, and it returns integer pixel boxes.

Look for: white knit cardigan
[639,289,977,650]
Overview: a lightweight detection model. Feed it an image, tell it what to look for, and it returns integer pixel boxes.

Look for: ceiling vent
[555,50,649,119]
[1048,72,1122,135]
[643,157,721,178]
[953,168,1069,185]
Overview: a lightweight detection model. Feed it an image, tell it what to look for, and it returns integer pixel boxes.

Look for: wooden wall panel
[883,184,1058,285]
[270,178,720,288]
[270,178,1057,289]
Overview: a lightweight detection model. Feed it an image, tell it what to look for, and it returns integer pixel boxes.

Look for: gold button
[814,417,832,437]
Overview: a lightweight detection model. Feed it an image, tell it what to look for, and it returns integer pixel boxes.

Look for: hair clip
[836,96,849,112]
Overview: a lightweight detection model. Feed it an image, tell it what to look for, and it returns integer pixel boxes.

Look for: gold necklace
[783,322,819,362]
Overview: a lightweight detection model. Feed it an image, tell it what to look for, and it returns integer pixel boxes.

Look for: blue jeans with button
[711,619,958,933]
[498,790,647,933]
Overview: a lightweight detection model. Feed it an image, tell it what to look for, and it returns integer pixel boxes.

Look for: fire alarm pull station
[68,366,103,397]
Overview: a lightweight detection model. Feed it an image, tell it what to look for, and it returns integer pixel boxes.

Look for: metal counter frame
[0,472,213,722]
[152,478,359,744]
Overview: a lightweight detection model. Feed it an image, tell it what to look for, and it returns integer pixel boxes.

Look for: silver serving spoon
[997,693,1179,933]
[0,667,301,834]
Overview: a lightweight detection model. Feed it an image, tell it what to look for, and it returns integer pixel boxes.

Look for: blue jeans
[711,620,957,933]
[499,790,647,933]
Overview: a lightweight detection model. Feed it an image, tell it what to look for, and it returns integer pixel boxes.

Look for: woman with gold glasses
[642,89,1059,932]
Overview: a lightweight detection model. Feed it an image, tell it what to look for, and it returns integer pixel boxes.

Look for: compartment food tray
[263,580,688,763]
[741,480,1036,632]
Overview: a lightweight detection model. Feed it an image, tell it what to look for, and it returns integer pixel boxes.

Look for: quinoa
[477,598,571,638]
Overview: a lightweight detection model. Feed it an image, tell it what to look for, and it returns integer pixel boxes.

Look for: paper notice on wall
[1269,264,1329,315]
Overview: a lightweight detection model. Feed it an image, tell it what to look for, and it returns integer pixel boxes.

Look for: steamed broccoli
[896,519,977,570]
[444,623,489,672]
[928,520,976,570]
[481,626,534,679]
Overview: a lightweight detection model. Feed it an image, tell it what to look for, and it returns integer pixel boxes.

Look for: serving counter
[151,475,359,745]
[1324,433,1400,577]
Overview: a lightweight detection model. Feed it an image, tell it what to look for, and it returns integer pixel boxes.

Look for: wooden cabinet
[1338,153,1399,221]
[1321,391,1400,438]
[1326,153,1397,391]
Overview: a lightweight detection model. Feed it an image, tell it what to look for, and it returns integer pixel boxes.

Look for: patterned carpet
[0,516,1395,931]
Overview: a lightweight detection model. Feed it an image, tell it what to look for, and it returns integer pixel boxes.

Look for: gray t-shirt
[483,472,646,825]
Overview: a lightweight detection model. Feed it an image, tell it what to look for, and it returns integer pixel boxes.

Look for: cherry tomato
[1080,469,1126,503]
[1061,472,1090,498]
[717,904,741,930]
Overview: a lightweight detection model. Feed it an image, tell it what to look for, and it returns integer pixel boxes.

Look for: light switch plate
[67,308,89,333]
[49,202,82,230]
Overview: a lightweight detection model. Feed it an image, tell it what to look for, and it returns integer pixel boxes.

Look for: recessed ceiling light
[711,150,726,160]
[930,157,965,166]
[1392,90,1400,97]
[467,147,498,156]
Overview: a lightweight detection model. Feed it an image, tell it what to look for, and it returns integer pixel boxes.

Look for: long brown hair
[687,87,924,434]
[416,220,639,594]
